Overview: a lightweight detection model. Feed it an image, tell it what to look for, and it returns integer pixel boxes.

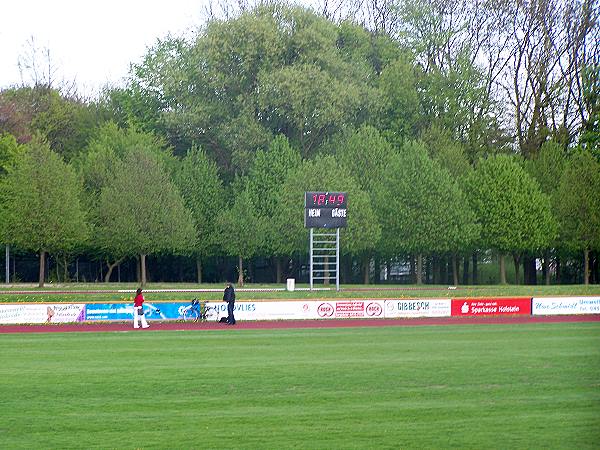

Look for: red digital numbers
[308,192,346,207]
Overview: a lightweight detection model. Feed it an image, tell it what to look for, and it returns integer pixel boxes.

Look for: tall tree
[121,4,383,174]
[245,135,302,282]
[215,186,266,286]
[0,86,106,161]
[96,148,195,286]
[466,154,557,284]
[555,150,600,284]
[0,135,88,287]
[172,146,225,283]
[73,122,178,280]
[373,140,478,284]
[524,140,566,283]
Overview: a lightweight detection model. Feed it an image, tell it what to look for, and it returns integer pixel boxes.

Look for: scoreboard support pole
[309,228,340,291]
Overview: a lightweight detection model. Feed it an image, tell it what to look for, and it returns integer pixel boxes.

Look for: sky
[0,0,208,96]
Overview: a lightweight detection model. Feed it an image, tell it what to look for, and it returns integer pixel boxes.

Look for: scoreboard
[304,192,347,228]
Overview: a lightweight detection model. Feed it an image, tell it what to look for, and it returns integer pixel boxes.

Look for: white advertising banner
[314,300,386,319]
[0,303,86,324]
[532,297,600,315]
[384,299,451,318]
[224,301,317,321]
[223,300,387,321]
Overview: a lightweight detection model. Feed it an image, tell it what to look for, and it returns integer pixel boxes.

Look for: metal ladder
[309,228,340,291]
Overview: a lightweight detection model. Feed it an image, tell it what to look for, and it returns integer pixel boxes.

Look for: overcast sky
[0,0,208,96]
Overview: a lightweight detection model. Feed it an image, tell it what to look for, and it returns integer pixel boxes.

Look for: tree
[171,146,225,283]
[373,141,478,284]
[215,187,266,286]
[245,135,302,282]
[0,133,25,176]
[0,135,88,287]
[555,150,600,284]
[73,122,179,280]
[122,4,382,174]
[96,148,195,286]
[0,86,105,161]
[377,56,420,144]
[466,154,557,284]
[524,140,566,283]
[329,125,395,194]
[580,63,600,158]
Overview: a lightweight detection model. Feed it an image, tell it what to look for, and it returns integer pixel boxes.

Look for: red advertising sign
[451,298,531,316]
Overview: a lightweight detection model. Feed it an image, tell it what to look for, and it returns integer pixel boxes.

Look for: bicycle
[181,298,219,322]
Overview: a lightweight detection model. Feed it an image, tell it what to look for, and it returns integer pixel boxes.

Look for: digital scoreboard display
[304,191,347,228]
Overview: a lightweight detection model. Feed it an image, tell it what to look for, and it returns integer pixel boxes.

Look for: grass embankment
[0,323,599,448]
[0,283,599,303]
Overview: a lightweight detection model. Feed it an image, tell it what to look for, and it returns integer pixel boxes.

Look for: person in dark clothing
[223,282,236,325]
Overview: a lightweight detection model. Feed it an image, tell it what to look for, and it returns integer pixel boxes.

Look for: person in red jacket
[133,288,149,329]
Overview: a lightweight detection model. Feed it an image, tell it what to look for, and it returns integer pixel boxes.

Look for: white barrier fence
[1,297,599,325]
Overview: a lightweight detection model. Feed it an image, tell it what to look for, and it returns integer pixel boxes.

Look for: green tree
[73,122,178,280]
[466,154,557,284]
[0,86,106,161]
[172,146,225,283]
[0,135,88,286]
[555,150,600,284]
[329,125,395,194]
[377,56,420,144]
[373,141,479,284]
[0,132,25,176]
[524,140,566,284]
[122,5,383,174]
[580,63,599,159]
[215,187,266,286]
[96,148,195,286]
[245,135,302,282]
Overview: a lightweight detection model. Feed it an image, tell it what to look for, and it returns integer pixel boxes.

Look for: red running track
[1,314,599,333]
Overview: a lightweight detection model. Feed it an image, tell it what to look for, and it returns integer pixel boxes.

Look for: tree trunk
[472,253,478,285]
[363,256,370,284]
[499,254,507,284]
[196,258,203,284]
[584,248,590,285]
[38,250,46,288]
[452,254,459,286]
[140,254,147,287]
[416,254,423,285]
[238,255,244,286]
[374,256,381,284]
[513,253,521,285]
[105,257,125,283]
[462,257,469,285]
[524,256,537,285]
[276,257,283,284]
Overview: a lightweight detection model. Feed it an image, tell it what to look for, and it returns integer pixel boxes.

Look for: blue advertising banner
[84,302,227,321]
[85,302,180,321]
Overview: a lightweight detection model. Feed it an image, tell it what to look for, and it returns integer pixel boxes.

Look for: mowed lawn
[1,323,599,449]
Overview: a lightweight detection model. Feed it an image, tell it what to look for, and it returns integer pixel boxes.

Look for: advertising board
[0,303,85,324]
[385,299,451,318]
[532,297,600,315]
[451,298,531,316]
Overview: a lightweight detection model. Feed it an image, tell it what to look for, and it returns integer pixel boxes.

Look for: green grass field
[1,322,599,449]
